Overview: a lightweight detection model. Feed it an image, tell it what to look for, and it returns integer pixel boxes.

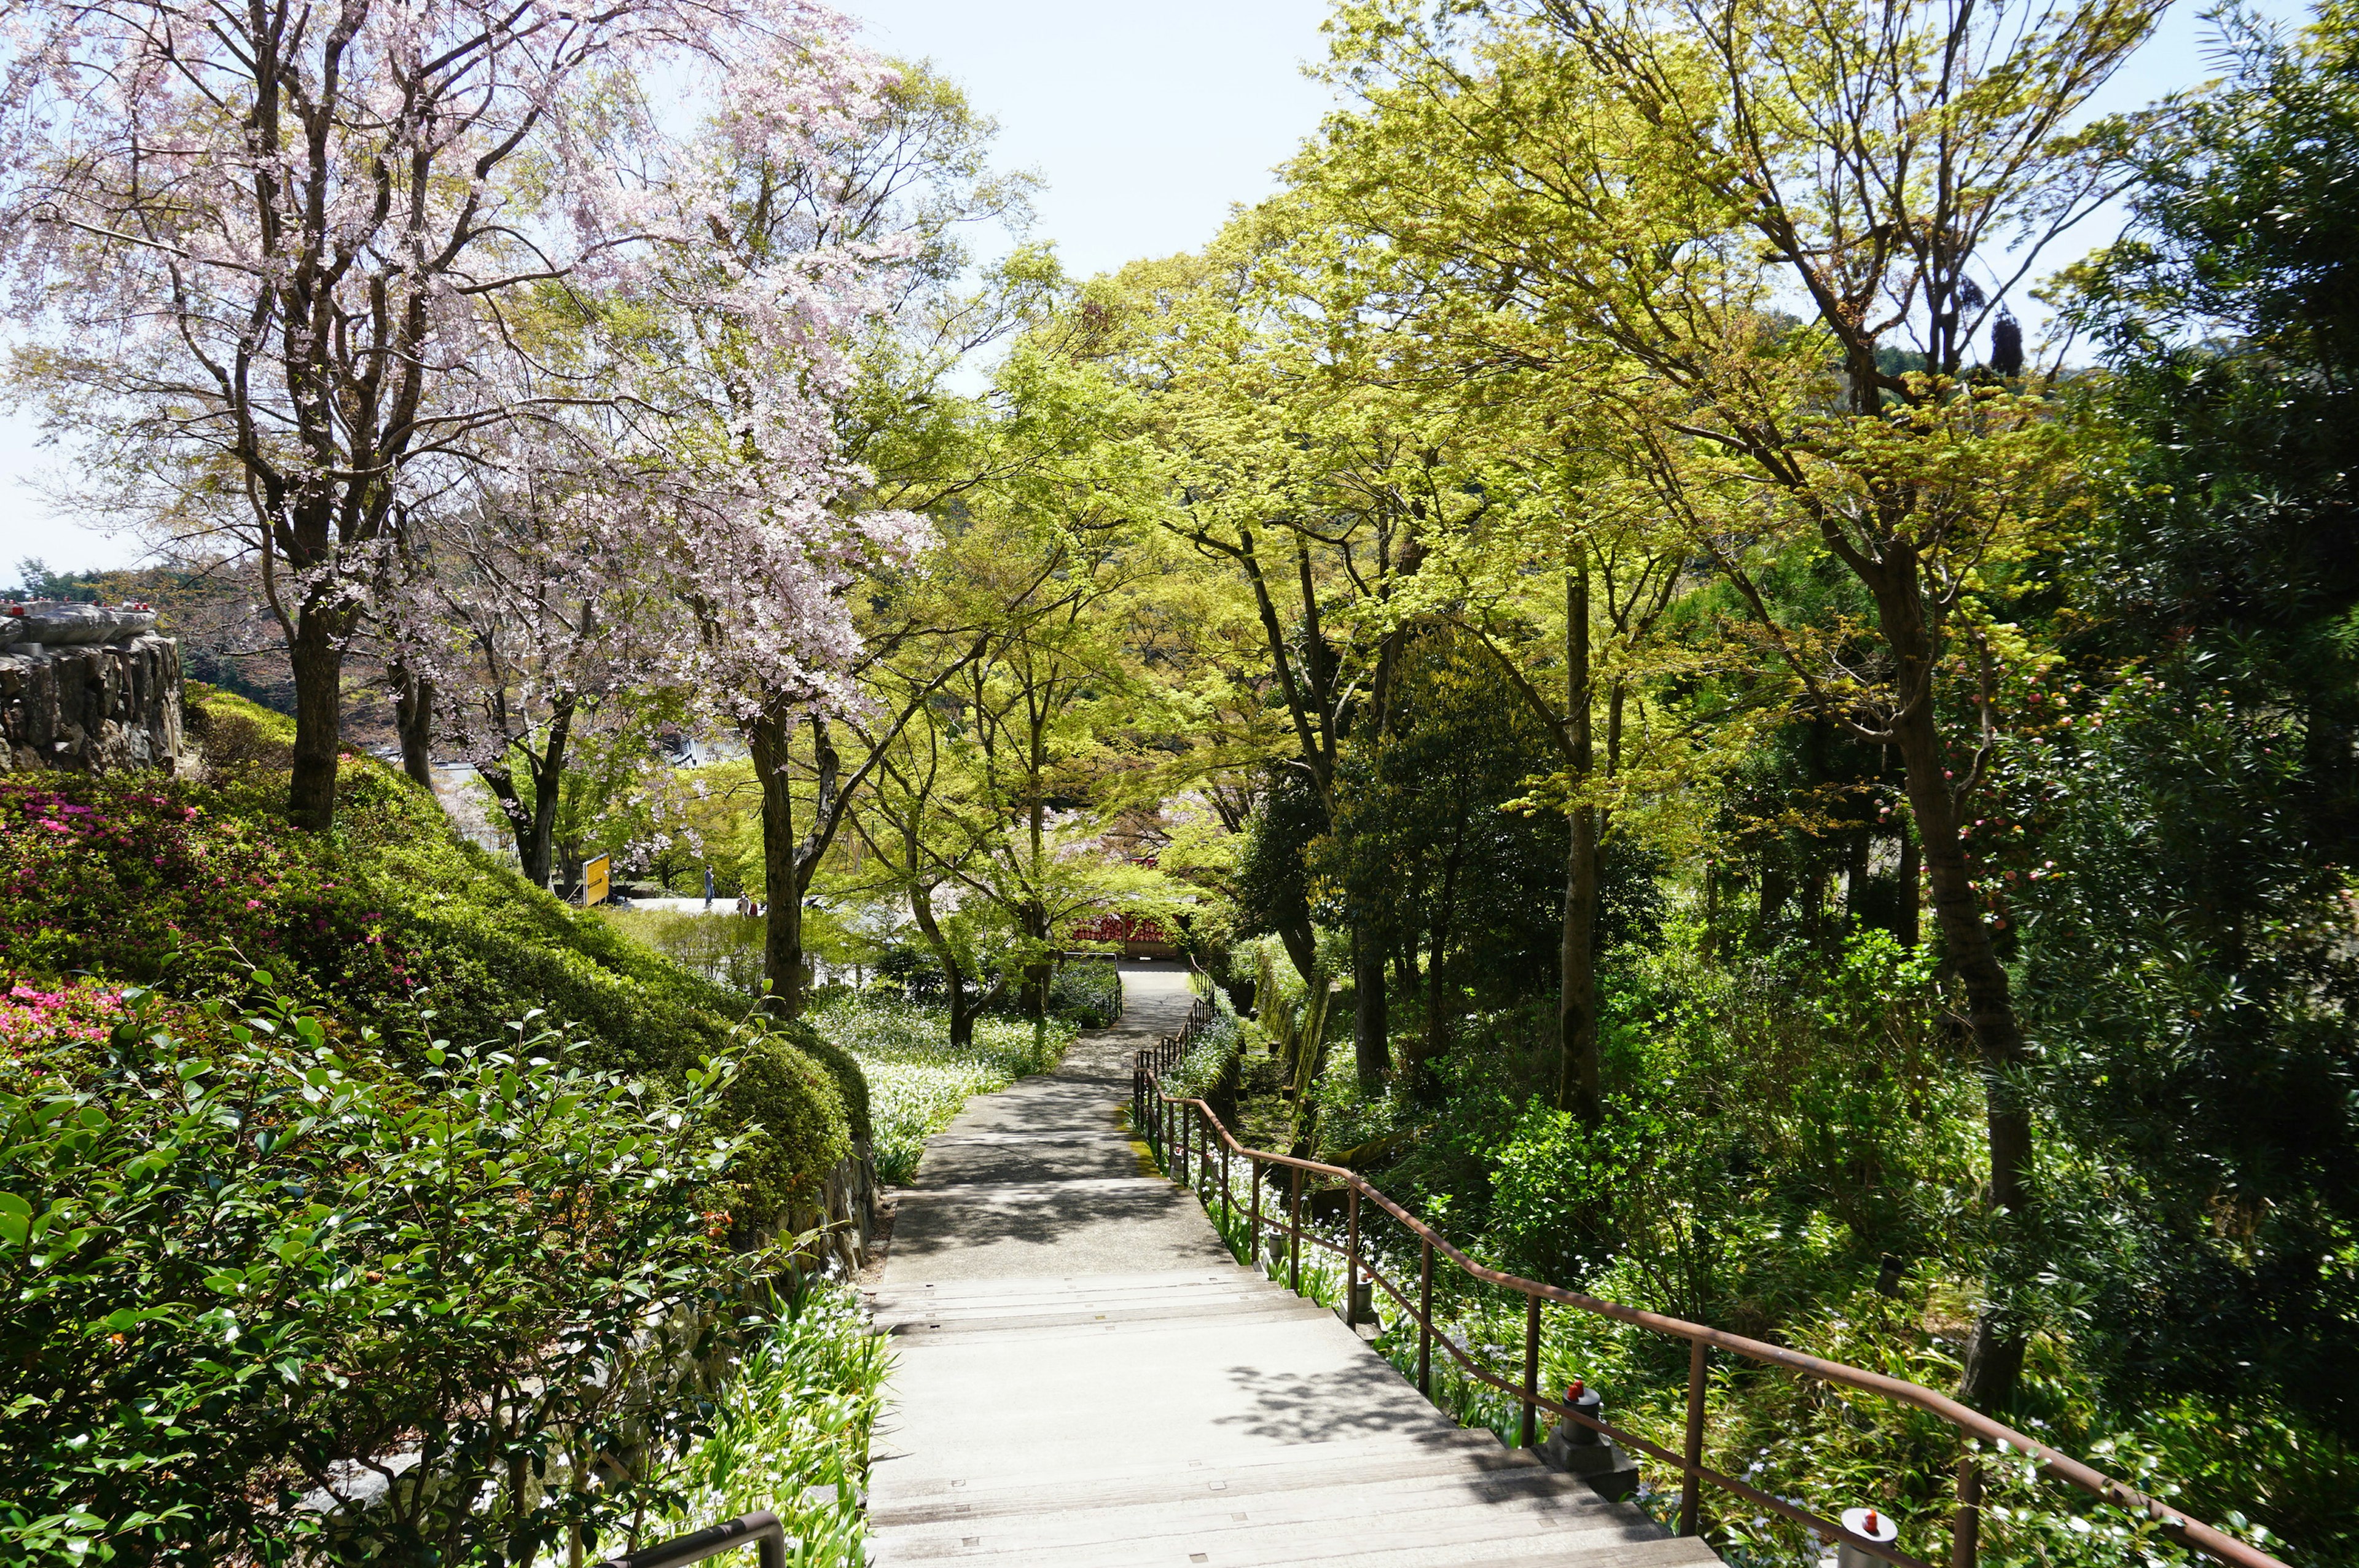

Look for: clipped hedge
[776,1020,874,1149]
[720,1033,853,1239]
[0,687,860,1235]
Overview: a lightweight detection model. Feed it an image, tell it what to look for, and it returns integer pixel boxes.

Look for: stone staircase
[866,1265,1720,1568]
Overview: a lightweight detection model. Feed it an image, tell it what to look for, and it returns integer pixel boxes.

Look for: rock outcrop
[0,633,185,774]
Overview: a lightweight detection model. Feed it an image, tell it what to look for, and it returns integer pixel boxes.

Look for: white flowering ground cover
[808,995,1076,1184]
[636,1281,885,1567]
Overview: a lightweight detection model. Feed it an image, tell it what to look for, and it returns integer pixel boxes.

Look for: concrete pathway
[864,962,1719,1568]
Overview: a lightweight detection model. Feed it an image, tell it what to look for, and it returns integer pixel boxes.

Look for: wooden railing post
[1520,1293,1542,1449]
[1220,1134,1231,1237]
[1952,1449,1982,1568]
[1344,1185,1361,1328]
[1288,1165,1303,1295]
[1417,1238,1433,1397]
[1249,1153,1261,1268]
[1680,1338,1708,1537]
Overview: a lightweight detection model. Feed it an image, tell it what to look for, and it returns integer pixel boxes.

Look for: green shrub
[0,985,764,1567]
[775,1021,873,1149]
[1049,959,1124,1027]
[182,682,295,773]
[721,1032,851,1239]
[0,695,858,1222]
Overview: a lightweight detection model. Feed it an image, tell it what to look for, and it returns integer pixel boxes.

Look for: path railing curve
[1132,1002,2288,1568]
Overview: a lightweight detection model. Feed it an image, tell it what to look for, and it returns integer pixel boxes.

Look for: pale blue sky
[0,0,2307,575]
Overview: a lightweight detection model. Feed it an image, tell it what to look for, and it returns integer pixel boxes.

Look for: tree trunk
[1758,862,1789,942]
[1418,921,1449,1086]
[1875,568,2033,1413]
[479,764,538,884]
[1558,803,1601,1121]
[1277,918,1320,993]
[1845,829,1871,929]
[391,662,435,790]
[1351,927,1388,1088]
[749,709,808,1020]
[1412,837,1463,1091]
[522,698,576,897]
[286,604,346,831]
[909,875,984,1049]
[1894,822,1922,946]
[1022,904,1050,1025]
[949,975,980,1048]
[1557,568,1602,1122]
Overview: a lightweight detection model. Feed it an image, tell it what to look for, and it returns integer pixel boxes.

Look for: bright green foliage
[716,1032,853,1241]
[775,1022,875,1150]
[0,986,764,1566]
[3,691,861,1235]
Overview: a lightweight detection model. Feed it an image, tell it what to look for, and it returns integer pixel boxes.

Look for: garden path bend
[863,961,1721,1568]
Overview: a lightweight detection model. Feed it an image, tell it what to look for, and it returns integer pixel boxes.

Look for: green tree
[1323,0,2159,1410]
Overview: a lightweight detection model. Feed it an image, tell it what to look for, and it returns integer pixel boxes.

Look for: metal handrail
[1132,1007,2288,1568]
[594,1511,787,1568]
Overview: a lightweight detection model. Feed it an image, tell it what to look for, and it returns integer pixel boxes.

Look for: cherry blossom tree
[381,451,674,887]
[0,0,901,828]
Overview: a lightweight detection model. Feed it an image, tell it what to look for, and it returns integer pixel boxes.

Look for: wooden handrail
[1133,1012,2289,1568]
[594,1511,786,1568]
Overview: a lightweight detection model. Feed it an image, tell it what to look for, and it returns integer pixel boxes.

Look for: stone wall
[0,634,184,774]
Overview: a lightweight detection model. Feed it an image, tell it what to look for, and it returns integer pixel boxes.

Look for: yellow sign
[582,854,610,906]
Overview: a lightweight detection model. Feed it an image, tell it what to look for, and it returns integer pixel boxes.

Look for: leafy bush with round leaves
[0,984,766,1567]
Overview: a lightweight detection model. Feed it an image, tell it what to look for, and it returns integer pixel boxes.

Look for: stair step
[872,1438,1595,1529]
[871,1428,1533,1513]
[882,1305,1332,1341]
[869,1275,1305,1324]
[870,1267,1278,1308]
[871,1483,1680,1567]
[1328,1538,1723,1568]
